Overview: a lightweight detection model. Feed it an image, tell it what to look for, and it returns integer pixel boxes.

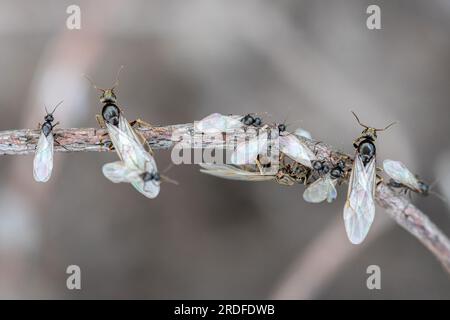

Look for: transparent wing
[343,155,376,244]
[324,175,338,203]
[293,128,312,140]
[279,134,316,168]
[107,118,157,172]
[131,179,160,199]
[33,132,54,182]
[118,114,153,153]
[383,159,420,191]
[194,113,243,133]
[199,163,275,181]
[230,132,268,165]
[102,161,142,183]
[303,175,337,203]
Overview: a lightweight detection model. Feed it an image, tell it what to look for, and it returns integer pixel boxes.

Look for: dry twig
[1,121,449,274]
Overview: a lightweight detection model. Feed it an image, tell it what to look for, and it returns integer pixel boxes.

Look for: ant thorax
[42,121,53,137]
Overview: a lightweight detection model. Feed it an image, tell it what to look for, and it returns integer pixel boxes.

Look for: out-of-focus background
[0,0,450,299]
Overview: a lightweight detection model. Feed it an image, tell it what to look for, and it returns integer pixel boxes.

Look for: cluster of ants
[30,68,433,244]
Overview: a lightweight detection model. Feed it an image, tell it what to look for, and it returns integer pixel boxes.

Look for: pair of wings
[33,132,54,182]
[383,159,421,192]
[199,163,276,182]
[230,131,316,168]
[104,116,160,199]
[303,175,337,203]
[343,155,377,244]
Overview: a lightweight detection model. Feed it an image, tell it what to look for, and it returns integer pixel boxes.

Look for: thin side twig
[1,122,449,274]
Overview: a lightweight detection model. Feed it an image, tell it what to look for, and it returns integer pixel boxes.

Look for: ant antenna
[351,110,397,132]
[282,107,293,126]
[112,65,124,89]
[83,74,105,93]
[50,100,64,115]
[84,65,124,93]
[45,100,63,115]
[375,121,397,132]
[351,111,369,129]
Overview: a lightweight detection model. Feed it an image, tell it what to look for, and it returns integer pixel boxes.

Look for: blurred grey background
[0,0,450,299]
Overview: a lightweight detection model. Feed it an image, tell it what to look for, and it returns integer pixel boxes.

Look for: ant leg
[101,139,115,151]
[303,169,312,185]
[256,157,264,175]
[313,141,322,155]
[131,118,154,128]
[376,174,384,186]
[51,122,60,129]
[54,136,70,151]
[279,153,286,166]
[96,114,106,128]
[161,174,179,185]
[97,130,115,151]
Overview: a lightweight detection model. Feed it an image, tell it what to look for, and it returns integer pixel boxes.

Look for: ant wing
[383,159,420,192]
[279,134,316,168]
[106,121,155,171]
[102,161,142,184]
[118,114,152,153]
[133,178,160,199]
[326,176,338,203]
[303,175,337,203]
[33,132,54,182]
[230,131,268,165]
[293,128,312,140]
[194,113,243,133]
[199,163,275,182]
[343,155,376,244]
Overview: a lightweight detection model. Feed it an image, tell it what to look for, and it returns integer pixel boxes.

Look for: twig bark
[1,123,450,274]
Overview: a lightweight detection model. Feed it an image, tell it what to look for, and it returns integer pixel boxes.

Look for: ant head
[100,88,117,104]
[418,181,430,196]
[44,100,63,123]
[241,114,255,126]
[312,160,323,171]
[84,65,124,105]
[351,111,396,140]
[253,117,262,127]
[44,114,54,123]
[278,123,287,133]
